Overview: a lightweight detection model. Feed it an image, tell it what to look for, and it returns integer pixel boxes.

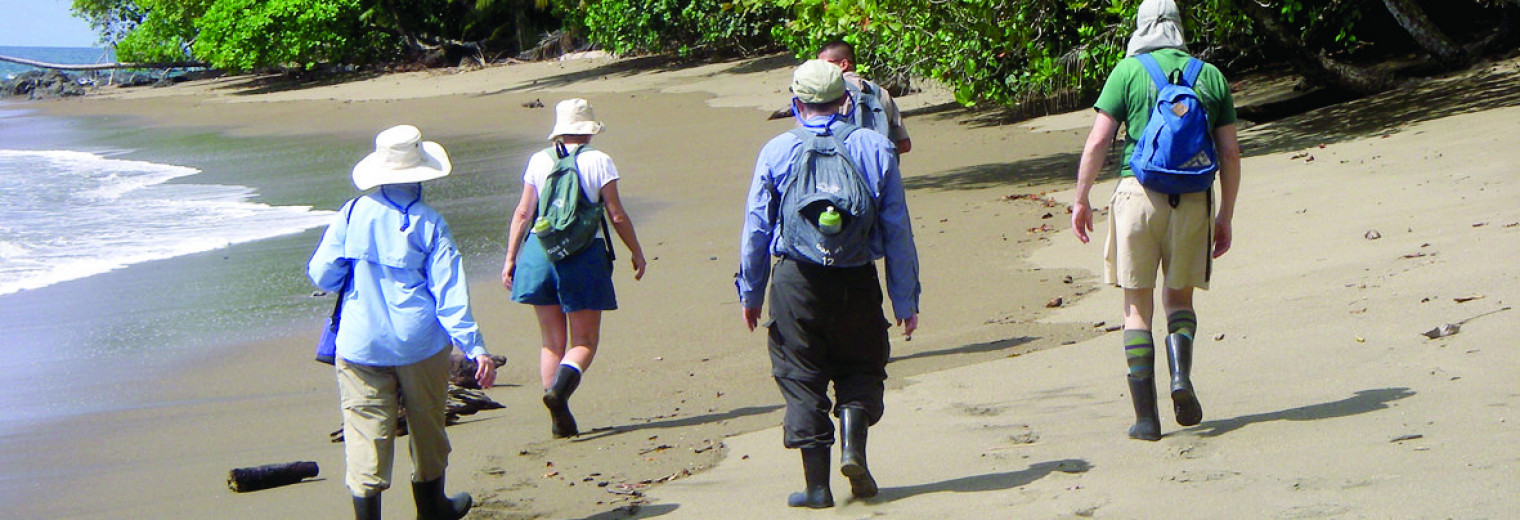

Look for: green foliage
[113,0,212,63]
[756,0,1253,108]
[561,0,783,57]
[192,0,400,71]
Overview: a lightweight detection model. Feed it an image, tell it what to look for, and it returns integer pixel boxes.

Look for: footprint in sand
[953,402,1007,417]
[1274,502,1353,519]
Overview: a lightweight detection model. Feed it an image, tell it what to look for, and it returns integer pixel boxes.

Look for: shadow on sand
[903,151,1089,192]
[470,53,798,99]
[572,405,784,442]
[571,502,680,519]
[890,336,1037,364]
[1186,387,1416,438]
[870,459,1092,503]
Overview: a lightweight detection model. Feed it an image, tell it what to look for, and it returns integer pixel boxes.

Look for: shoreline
[7,52,1518,519]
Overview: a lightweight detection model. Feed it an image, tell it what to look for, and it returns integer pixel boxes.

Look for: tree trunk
[1381,0,1466,63]
[1230,0,1397,96]
[0,54,207,71]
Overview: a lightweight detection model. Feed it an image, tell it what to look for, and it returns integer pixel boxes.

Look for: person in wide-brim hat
[351,124,453,190]
[309,123,495,520]
[502,97,647,441]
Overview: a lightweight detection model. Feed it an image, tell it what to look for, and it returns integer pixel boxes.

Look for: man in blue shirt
[309,125,496,520]
[738,60,921,508]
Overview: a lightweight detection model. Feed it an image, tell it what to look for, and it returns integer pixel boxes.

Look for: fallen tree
[0,54,207,71]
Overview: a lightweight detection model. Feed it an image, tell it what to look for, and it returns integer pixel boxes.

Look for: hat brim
[351,141,452,191]
[548,120,605,140]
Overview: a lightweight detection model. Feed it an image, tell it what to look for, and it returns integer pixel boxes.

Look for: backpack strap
[1180,58,1204,87]
[1137,53,1170,90]
[788,123,861,153]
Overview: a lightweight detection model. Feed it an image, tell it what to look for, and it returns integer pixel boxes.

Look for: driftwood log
[0,54,207,71]
[328,353,507,443]
[227,461,319,492]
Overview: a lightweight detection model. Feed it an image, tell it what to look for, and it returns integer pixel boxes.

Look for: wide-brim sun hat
[548,98,605,140]
[351,124,452,191]
[791,59,846,104]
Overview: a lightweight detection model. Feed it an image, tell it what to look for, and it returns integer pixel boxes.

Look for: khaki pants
[337,346,452,497]
[1104,176,1213,290]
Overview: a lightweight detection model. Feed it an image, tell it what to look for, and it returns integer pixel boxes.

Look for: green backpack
[534,143,612,262]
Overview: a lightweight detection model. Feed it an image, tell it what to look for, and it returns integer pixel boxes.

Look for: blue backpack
[1128,53,1218,195]
[777,124,877,267]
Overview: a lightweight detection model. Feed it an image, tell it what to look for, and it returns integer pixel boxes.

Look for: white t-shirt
[522,144,619,204]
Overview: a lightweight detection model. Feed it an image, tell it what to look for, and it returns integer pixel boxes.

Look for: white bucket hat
[351,125,452,191]
[548,98,605,140]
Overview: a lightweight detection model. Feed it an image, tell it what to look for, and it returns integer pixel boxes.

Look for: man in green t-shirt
[1070,0,1242,441]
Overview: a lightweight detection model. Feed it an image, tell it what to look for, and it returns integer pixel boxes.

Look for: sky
[0,0,101,48]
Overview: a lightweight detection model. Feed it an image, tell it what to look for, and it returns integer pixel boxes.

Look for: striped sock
[1167,310,1198,341]
[1124,329,1155,379]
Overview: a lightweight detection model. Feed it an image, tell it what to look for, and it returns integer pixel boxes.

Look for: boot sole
[543,392,579,438]
[1171,386,1203,427]
[840,460,878,498]
[787,491,834,508]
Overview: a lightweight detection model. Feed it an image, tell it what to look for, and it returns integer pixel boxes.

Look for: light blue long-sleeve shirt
[738,116,921,321]
[307,184,487,366]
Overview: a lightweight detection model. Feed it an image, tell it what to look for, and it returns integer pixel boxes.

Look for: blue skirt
[511,235,618,312]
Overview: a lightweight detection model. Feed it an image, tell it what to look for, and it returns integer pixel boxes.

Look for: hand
[742,307,762,332]
[897,314,919,337]
[500,260,516,290]
[630,252,647,281]
[1212,217,1233,258]
[473,354,497,389]
[1071,200,1094,244]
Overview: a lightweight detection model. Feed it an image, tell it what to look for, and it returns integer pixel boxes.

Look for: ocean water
[0,92,533,452]
[0,149,335,295]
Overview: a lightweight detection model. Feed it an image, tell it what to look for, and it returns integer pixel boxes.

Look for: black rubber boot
[786,447,834,508]
[412,477,472,520]
[543,364,582,438]
[1166,333,1203,427]
[352,494,381,520]
[838,407,878,498]
[1127,376,1162,441]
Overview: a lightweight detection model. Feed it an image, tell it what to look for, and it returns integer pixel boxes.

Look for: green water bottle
[818,206,842,235]
[533,217,551,234]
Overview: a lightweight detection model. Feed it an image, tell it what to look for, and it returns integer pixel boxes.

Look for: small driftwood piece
[228,461,319,492]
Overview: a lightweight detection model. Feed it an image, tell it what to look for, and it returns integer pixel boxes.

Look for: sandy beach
[8,52,1518,519]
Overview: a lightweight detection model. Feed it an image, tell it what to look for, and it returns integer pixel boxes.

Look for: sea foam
[0,149,335,295]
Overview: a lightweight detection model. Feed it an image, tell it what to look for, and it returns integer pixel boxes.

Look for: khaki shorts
[1104,176,1213,290]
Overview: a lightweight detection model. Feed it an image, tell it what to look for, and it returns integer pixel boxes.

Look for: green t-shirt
[1093,48,1237,177]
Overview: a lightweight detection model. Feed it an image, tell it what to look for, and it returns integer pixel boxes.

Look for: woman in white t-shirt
[501,98,647,438]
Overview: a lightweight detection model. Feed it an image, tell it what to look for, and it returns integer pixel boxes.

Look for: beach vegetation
[555,0,783,57]
[193,0,394,72]
[70,0,1520,110]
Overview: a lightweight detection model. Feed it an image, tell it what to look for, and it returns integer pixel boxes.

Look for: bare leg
[1162,286,1194,316]
[534,305,568,389]
[1123,287,1155,331]
[564,309,603,370]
